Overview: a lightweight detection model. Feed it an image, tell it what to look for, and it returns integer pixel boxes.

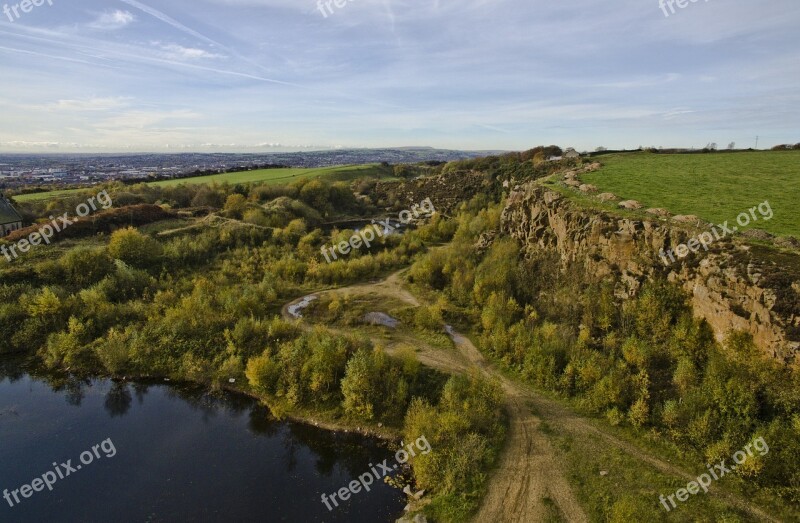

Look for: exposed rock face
[372,170,491,214]
[502,183,800,364]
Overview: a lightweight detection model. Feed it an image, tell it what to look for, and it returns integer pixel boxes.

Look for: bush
[108,227,163,269]
[60,248,114,287]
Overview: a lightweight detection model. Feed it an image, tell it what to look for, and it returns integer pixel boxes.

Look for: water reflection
[104,381,132,417]
[0,359,404,522]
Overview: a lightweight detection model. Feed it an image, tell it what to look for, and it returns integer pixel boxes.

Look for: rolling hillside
[13,164,394,202]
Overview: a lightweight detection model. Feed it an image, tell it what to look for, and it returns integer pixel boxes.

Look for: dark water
[0,366,404,523]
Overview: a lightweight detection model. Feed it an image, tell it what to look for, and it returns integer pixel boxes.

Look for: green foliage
[108,227,163,269]
[608,495,651,522]
[93,328,131,373]
[42,317,94,369]
[472,238,519,305]
[59,248,115,287]
[341,347,410,422]
[245,350,280,394]
[223,193,248,218]
[341,348,380,419]
[403,374,505,521]
[409,201,800,503]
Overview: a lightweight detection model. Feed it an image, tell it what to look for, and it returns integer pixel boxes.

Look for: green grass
[550,431,758,522]
[581,151,800,237]
[13,164,394,202]
[13,188,90,202]
[148,164,389,188]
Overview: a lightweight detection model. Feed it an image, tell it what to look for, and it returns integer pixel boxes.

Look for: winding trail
[283,269,782,523]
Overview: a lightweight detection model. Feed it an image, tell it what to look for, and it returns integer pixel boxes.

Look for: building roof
[0,194,23,225]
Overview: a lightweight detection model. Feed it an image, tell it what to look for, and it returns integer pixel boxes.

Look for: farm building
[0,194,23,236]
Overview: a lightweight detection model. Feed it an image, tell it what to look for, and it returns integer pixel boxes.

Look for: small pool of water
[0,363,404,522]
[287,295,318,319]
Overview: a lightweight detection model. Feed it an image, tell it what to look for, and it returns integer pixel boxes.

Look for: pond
[0,362,405,522]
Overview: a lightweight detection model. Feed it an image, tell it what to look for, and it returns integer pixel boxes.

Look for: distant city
[0,148,500,191]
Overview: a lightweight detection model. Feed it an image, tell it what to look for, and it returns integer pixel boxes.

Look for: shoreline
[0,354,403,442]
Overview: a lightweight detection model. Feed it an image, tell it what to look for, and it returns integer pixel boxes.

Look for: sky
[0,0,798,153]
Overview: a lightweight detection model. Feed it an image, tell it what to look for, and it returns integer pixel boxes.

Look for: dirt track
[283,270,782,523]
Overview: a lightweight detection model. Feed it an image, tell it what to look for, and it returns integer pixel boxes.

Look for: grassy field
[581,151,800,238]
[13,164,392,202]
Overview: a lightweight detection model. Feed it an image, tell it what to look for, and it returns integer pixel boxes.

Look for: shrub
[107,227,163,269]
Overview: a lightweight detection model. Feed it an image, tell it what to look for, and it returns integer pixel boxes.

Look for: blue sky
[0,0,798,152]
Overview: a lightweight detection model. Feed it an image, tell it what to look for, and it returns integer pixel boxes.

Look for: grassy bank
[581,151,800,237]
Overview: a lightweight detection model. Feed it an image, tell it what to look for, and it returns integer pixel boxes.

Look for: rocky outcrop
[502,183,800,364]
[372,170,492,214]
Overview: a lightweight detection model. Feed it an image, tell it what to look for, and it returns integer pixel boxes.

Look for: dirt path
[437,326,587,522]
[283,270,781,523]
[446,319,780,522]
[283,272,587,522]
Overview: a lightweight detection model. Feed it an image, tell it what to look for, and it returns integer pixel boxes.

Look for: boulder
[597,192,618,202]
[618,200,643,210]
[646,208,672,217]
[672,215,702,226]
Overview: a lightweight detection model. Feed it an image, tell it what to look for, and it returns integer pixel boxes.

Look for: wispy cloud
[119,0,217,46]
[152,42,224,60]
[0,0,797,152]
[47,97,133,111]
[87,10,136,31]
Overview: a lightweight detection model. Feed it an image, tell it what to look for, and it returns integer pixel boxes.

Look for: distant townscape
[0,148,496,191]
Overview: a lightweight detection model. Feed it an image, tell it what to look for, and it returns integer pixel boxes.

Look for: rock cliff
[502,183,800,364]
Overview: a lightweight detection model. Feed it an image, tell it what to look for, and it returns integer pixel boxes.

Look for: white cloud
[152,42,224,60]
[88,10,136,31]
[47,97,132,111]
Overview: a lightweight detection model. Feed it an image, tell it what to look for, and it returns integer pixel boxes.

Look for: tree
[224,194,247,219]
[107,227,162,269]
[246,351,279,394]
[302,330,349,400]
[341,348,377,419]
[42,317,89,369]
[60,248,114,287]
[191,186,224,208]
[26,287,62,317]
[95,328,131,374]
